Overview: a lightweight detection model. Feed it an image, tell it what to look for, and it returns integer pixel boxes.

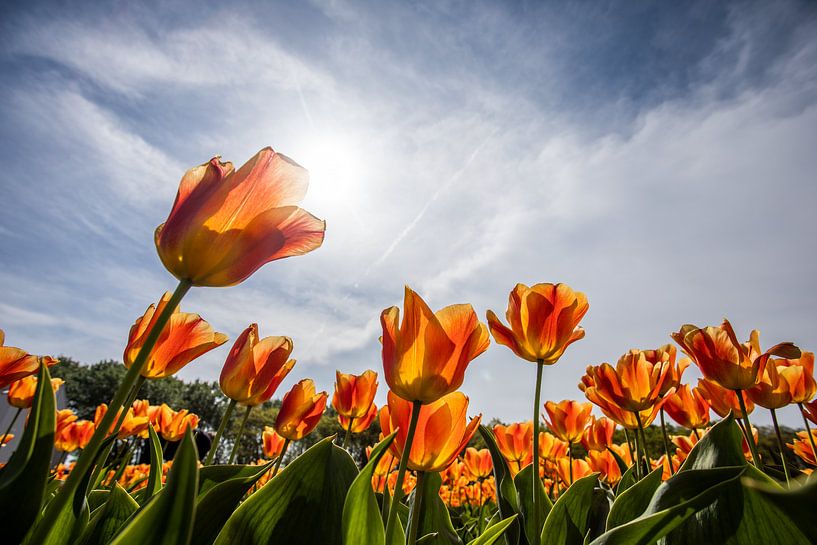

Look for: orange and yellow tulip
[581,416,616,452]
[380,391,481,472]
[94,403,150,439]
[462,447,493,480]
[493,422,533,472]
[543,399,593,443]
[380,286,489,404]
[554,457,592,487]
[788,430,817,466]
[55,409,78,442]
[155,147,326,287]
[7,376,64,409]
[776,352,816,404]
[583,349,671,412]
[338,402,378,433]
[538,431,569,460]
[581,378,662,429]
[643,345,689,396]
[671,320,799,391]
[143,403,198,441]
[332,369,378,419]
[124,292,228,378]
[695,378,754,418]
[0,329,58,388]
[486,283,589,364]
[219,324,295,406]
[747,360,793,409]
[587,449,622,484]
[663,384,710,430]
[275,379,327,441]
[262,426,287,459]
[55,420,95,452]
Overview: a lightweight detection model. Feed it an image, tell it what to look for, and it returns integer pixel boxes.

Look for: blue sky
[1,0,816,426]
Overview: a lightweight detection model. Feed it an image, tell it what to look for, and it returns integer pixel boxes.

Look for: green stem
[271,439,290,477]
[770,409,790,486]
[631,426,641,480]
[1,407,22,447]
[477,481,484,533]
[568,442,573,485]
[385,400,422,544]
[229,404,253,464]
[110,375,147,438]
[342,416,354,449]
[623,428,635,464]
[532,359,544,545]
[407,470,426,545]
[205,398,236,465]
[659,409,675,474]
[798,403,817,464]
[33,279,191,542]
[635,412,651,475]
[693,428,701,441]
[736,389,762,469]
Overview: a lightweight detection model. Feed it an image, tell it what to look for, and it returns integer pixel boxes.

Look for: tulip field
[2,147,816,545]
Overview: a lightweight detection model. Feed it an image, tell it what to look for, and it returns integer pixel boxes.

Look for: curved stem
[385,400,422,544]
[271,439,290,477]
[407,470,426,545]
[736,389,762,469]
[229,404,253,464]
[532,360,544,545]
[1,407,22,447]
[659,408,675,474]
[34,279,191,540]
[798,403,817,463]
[770,409,790,486]
[634,411,651,475]
[342,416,354,449]
[205,398,236,465]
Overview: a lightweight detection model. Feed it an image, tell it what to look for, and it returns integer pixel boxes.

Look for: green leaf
[342,431,396,545]
[87,490,110,513]
[541,473,599,545]
[467,515,519,545]
[197,463,276,498]
[108,427,199,545]
[742,475,817,539]
[416,471,462,545]
[74,483,138,545]
[655,465,810,544]
[679,414,745,471]
[0,362,56,543]
[513,463,552,545]
[478,425,522,545]
[213,436,358,545]
[606,466,663,530]
[192,461,274,545]
[140,423,164,503]
[614,465,637,496]
[588,466,745,545]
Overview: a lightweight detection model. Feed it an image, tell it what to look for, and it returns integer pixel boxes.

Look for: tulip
[581,416,616,452]
[333,369,378,419]
[155,147,326,287]
[788,430,817,467]
[586,449,622,485]
[124,292,228,379]
[7,376,64,409]
[493,422,533,474]
[581,380,662,430]
[672,431,701,463]
[462,448,493,481]
[554,456,592,487]
[55,409,78,442]
[695,378,753,418]
[583,350,670,413]
[663,384,710,430]
[381,286,489,404]
[486,283,589,364]
[220,325,295,405]
[0,329,58,389]
[338,402,377,434]
[94,404,150,440]
[275,379,327,442]
[543,400,593,444]
[380,391,480,473]
[262,426,287,459]
[55,420,95,452]
[776,352,816,404]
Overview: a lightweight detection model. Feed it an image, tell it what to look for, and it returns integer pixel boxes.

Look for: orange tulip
[776,352,816,404]
[788,430,817,466]
[586,449,622,484]
[55,409,78,445]
[155,147,326,287]
[219,324,295,406]
[274,379,328,441]
[381,286,489,404]
[366,445,397,478]
[159,408,199,442]
[462,447,493,480]
[671,320,799,391]
[486,283,589,364]
[338,402,378,433]
[0,330,58,388]
[380,391,481,472]
[7,376,64,409]
[643,345,689,396]
[581,416,616,452]
[554,457,592,487]
[493,422,533,472]
[695,378,754,418]
[538,431,569,460]
[663,384,710,429]
[94,403,150,439]
[55,420,95,452]
[584,349,671,412]
[804,399,817,426]
[262,426,287,459]
[333,369,378,419]
[747,360,793,409]
[543,399,593,443]
[580,378,662,430]
[672,430,703,463]
[124,292,228,378]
